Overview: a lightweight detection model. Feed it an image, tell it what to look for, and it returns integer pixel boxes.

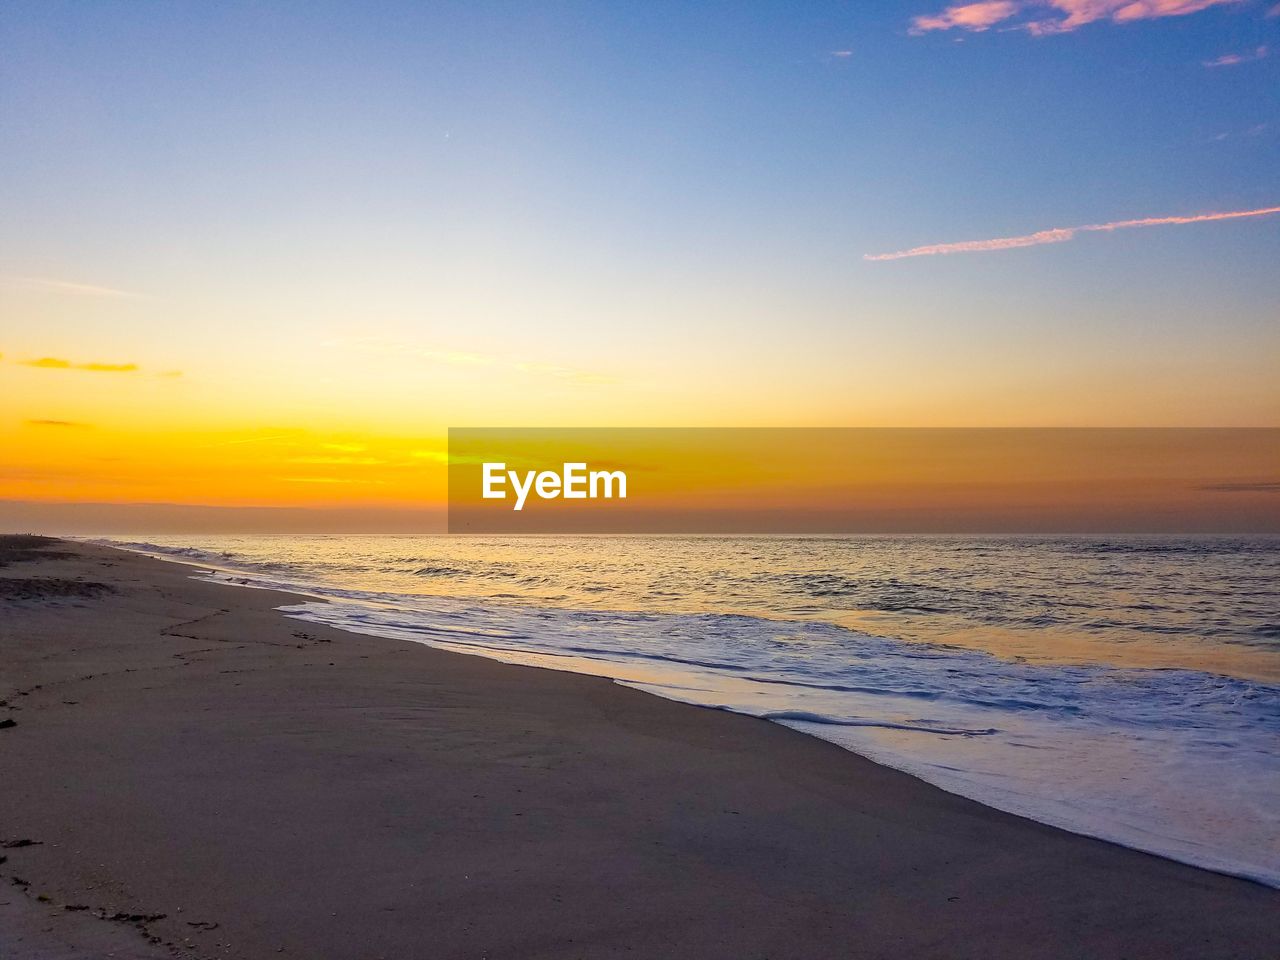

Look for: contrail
[864,204,1280,262]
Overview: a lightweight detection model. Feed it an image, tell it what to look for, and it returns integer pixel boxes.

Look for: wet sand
[1,537,1277,959]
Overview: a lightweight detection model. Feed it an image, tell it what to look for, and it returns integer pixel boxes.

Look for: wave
[752,710,998,737]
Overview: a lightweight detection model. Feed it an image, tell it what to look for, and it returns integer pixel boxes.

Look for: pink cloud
[911,1,1020,33]
[865,204,1280,261]
[1203,45,1268,67]
[865,228,1077,260]
[1081,205,1280,232]
[911,0,1240,35]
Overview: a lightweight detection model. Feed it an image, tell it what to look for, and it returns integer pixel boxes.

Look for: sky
[1,1,1278,524]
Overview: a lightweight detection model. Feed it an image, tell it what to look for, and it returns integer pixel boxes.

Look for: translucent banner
[447,428,1280,533]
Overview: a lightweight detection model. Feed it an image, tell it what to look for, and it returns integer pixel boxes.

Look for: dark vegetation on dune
[0,534,78,567]
[0,578,114,600]
[0,536,113,600]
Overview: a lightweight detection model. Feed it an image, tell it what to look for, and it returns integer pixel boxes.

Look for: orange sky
[445,429,1280,533]
[3,333,1278,532]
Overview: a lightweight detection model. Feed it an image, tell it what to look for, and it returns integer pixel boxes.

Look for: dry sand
[1,537,1276,959]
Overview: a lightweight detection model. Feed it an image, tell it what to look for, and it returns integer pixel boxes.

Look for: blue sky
[1,0,1277,442]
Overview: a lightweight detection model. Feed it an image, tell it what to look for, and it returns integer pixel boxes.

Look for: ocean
[98,534,1280,887]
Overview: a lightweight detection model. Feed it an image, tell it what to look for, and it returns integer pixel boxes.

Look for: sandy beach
[1,536,1277,960]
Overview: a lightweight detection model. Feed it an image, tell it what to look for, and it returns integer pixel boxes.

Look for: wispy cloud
[287,455,387,466]
[19,357,140,373]
[910,0,1239,36]
[1,276,149,300]
[912,1,1020,32]
[10,355,183,377]
[1203,45,1268,67]
[330,337,615,385]
[278,476,388,485]
[865,204,1280,261]
[869,228,1077,260]
[1210,121,1270,141]
[513,360,616,385]
[199,432,303,449]
[25,419,91,428]
[80,361,139,372]
[410,449,451,463]
[1199,480,1280,492]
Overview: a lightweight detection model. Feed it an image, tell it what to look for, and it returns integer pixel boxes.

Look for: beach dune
[1,538,1277,959]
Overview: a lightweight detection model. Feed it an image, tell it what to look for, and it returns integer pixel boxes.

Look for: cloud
[288,456,387,466]
[912,1,1020,32]
[864,203,1280,260]
[1211,121,1270,141]
[19,357,139,373]
[868,228,1077,260]
[25,419,91,428]
[1198,480,1280,492]
[0,276,148,299]
[278,476,388,485]
[513,360,616,385]
[910,0,1239,35]
[79,362,139,373]
[1203,45,1268,66]
[199,432,303,449]
[330,337,616,385]
[410,449,450,463]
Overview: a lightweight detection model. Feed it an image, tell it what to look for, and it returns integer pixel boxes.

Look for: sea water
[98,534,1280,887]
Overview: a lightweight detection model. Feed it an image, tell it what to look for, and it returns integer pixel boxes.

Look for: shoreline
[105,535,1280,889]
[2,537,1277,959]
[98,533,1280,686]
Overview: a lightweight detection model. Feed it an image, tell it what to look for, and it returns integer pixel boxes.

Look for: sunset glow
[2,2,1277,530]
